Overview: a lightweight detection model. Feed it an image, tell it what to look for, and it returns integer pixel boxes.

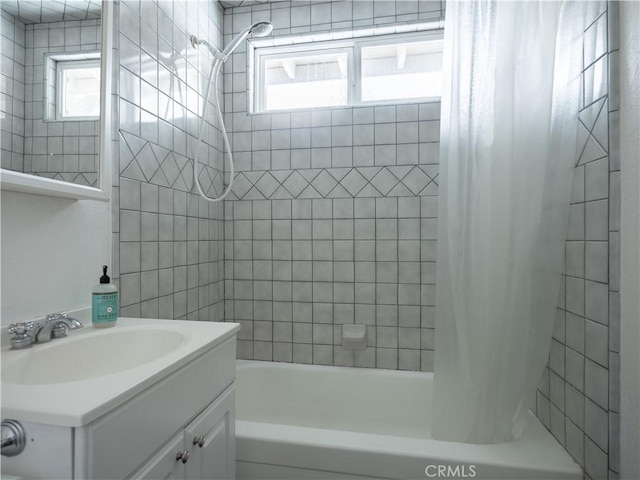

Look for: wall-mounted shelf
[0,170,108,202]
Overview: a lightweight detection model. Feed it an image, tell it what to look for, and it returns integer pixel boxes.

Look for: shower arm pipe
[193,58,234,203]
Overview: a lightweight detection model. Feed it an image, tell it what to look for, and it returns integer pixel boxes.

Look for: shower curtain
[433,0,589,443]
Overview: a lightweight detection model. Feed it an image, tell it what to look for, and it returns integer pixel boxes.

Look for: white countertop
[1,318,239,427]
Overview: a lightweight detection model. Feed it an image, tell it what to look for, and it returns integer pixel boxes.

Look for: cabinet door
[184,385,236,480]
[129,433,185,480]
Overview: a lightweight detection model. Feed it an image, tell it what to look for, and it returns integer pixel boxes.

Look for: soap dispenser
[92,265,118,328]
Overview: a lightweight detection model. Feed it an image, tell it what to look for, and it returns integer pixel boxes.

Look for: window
[263,49,350,111]
[360,40,443,102]
[56,59,101,120]
[252,29,443,113]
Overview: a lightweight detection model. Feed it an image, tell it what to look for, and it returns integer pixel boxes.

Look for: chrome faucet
[7,313,83,349]
[34,313,83,343]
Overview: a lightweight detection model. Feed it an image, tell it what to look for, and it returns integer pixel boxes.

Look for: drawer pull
[193,435,205,448]
[176,450,190,464]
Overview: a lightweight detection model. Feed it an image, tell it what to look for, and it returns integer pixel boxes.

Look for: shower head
[250,21,273,37]
[221,21,273,57]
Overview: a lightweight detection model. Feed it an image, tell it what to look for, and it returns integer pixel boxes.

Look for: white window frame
[56,58,101,121]
[256,42,355,113]
[251,29,444,114]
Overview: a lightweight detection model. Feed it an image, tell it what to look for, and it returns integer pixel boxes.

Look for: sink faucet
[34,313,83,344]
[7,313,84,349]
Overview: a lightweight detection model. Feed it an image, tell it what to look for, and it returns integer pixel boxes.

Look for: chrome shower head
[222,21,273,57]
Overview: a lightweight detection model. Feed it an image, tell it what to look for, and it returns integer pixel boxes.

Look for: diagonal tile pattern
[120,130,224,194]
[226,165,439,201]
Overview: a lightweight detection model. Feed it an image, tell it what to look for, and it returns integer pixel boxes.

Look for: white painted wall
[0,190,111,325]
[619,2,640,479]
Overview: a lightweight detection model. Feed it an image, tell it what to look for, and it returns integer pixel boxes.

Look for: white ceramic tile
[585,358,609,409]
[584,437,608,480]
[565,418,585,465]
[585,280,609,325]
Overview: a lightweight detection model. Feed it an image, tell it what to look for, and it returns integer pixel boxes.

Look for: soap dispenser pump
[92,265,118,328]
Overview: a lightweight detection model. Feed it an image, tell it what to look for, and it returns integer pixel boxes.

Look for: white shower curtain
[433,1,589,443]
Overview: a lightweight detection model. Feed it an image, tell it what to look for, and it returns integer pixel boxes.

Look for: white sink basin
[1,317,240,427]
[2,328,185,385]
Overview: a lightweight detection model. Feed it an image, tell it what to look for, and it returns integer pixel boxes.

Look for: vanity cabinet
[132,385,235,480]
[2,331,238,480]
[76,336,237,479]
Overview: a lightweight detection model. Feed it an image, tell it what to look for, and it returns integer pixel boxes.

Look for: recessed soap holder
[342,324,367,350]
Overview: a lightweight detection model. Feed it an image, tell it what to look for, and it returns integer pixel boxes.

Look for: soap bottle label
[92,293,118,324]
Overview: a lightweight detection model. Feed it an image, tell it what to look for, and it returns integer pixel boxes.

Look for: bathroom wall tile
[254,341,273,361]
[585,437,608,480]
[553,308,566,343]
[585,320,608,367]
[313,344,333,365]
[120,273,141,306]
[585,200,609,241]
[585,242,608,283]
[539,368,550,398]
[420,350,434,372]
[609,352,620,414]
[565,241,585,277]
[376,348,398,369]
[120,178,141,210]
[550,403,566,445]
[271,341,292,362]
[609,232,620,292]
[566,348,585,391]
[609,412,620,472]
[585,280,608,325]
[567,204,585,240]
[399,349,420,371]
[538,7,618,472]
[549,371,565,409]
[565,419,585,465]
[537,391,551,429]
[585,157,609,201]
[585,358,609,409]
[565,279,585,317]
[549,339,565,376]
[585,398,609,452]
[114,0,225,320]
[566,383,585,429]
[119,242,140,274]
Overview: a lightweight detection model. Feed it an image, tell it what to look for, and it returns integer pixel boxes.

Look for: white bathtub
[235,361,581,480]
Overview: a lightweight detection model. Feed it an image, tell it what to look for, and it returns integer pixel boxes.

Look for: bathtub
[235,360,582,480]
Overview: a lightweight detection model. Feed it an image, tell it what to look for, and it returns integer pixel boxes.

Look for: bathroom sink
[1,318,240,427]
[2,328,185,385]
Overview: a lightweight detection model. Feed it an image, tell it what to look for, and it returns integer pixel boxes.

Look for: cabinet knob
[176,450,190,464]
[193,435,205,448]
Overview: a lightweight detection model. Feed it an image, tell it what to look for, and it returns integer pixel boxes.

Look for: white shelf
[0,170,109,202]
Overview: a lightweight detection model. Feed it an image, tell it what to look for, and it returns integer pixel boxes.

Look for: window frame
[55,58,101,121]
[251,29,444,114]
[256,43,355,113]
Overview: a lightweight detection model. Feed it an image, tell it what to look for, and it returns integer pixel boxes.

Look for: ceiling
[1,0,101,24]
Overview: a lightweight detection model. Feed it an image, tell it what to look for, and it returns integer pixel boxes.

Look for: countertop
[1,317,239,427]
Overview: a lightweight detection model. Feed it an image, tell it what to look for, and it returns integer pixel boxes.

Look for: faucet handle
[45,313,65,322]
[8,322,35,334]
[7,322,35,349]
